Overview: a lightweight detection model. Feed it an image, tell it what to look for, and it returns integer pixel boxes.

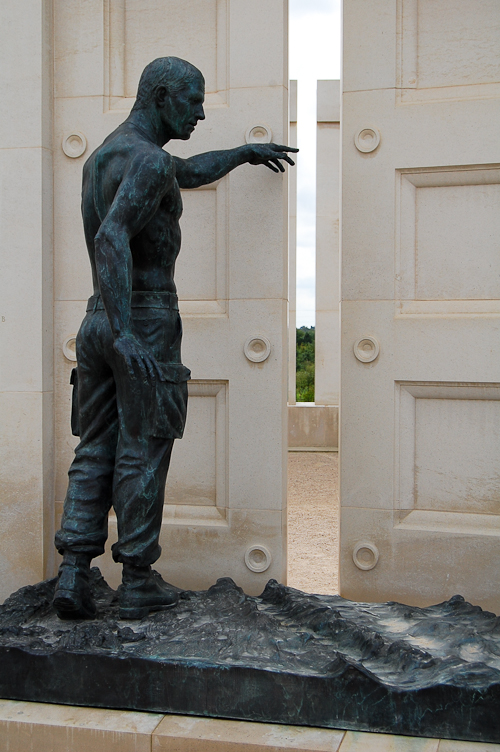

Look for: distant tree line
[296,326,314,402]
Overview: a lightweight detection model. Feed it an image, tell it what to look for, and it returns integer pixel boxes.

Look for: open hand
[247,143,299,173]
[113,332,165,381]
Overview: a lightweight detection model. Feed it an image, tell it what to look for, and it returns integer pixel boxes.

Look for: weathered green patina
[53,57,297,621]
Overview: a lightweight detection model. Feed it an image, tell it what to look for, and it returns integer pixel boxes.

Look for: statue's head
[132,57,205,141]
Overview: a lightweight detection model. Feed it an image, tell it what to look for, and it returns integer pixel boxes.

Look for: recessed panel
[398,0,500,102]
[124,0,217,96]
[418,0,500,90]
[164,381,226,508]
[396,382,500,523]
[415,183,500,301]
[415,398,500,515]
[106,0,228,109]
[396,167,500,314]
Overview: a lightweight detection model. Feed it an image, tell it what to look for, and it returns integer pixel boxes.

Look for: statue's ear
[155,86,168,107]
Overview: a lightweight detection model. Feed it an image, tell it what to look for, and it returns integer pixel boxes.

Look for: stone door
[341,0,500,611]
[53,0,289,593]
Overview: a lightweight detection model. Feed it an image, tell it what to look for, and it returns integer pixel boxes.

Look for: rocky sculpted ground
[1,571,499,742]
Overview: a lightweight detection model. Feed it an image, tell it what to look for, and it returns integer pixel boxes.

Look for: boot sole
[119,601,177,620]
[53,589,96,620]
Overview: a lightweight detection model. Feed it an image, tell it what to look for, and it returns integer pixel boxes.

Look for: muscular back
[82,122,182,296]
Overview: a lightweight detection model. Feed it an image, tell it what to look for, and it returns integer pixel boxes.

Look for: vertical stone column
[315,80,340,406]
[288,80,298,405]
[0,1,54,600]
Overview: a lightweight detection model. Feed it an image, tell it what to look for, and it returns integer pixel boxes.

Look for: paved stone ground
[287,451,339,594]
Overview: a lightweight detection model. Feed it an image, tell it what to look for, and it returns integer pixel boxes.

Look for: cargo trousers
[55,291,190,567]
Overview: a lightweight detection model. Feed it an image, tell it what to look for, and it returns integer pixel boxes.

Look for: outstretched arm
[94,150,174,381]
[174,143,298,189]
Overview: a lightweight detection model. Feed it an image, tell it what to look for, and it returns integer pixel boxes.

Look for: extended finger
[278,154,295,166]
[152,357,166,382]
[117,350,135,378]
[123,353,136,379]
[272,144,299,153]
[143,356,156,381]
[264,161,279,173]
[133,354,148,380]
[271,158,285,173]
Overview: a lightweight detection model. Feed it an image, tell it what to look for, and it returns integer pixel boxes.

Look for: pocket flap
[159,363,191,384]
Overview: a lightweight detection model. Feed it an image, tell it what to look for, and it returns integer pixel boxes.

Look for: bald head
[132,57,204,111]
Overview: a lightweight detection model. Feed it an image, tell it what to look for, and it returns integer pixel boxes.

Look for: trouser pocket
[151,364,190,439]
[70,367,80,437]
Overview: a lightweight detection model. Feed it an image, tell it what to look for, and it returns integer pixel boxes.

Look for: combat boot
[119,565,178,619]
[53,552,96,620]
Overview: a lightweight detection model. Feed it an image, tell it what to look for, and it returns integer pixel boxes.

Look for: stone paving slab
[1,702,500,752]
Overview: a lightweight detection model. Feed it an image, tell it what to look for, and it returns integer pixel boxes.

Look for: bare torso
[82,122,182,296]
[79,102,296,378]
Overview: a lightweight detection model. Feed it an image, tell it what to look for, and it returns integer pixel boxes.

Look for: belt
[87,291,179,312]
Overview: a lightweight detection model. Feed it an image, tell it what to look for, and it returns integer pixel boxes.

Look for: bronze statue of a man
[53,57,297,620]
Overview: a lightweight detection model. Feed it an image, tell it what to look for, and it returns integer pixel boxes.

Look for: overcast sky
[289,0,341,327]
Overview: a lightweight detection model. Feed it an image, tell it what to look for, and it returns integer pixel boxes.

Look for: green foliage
[296,326,315,402]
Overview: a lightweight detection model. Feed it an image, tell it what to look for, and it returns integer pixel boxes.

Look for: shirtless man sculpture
[53,57,297,621]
